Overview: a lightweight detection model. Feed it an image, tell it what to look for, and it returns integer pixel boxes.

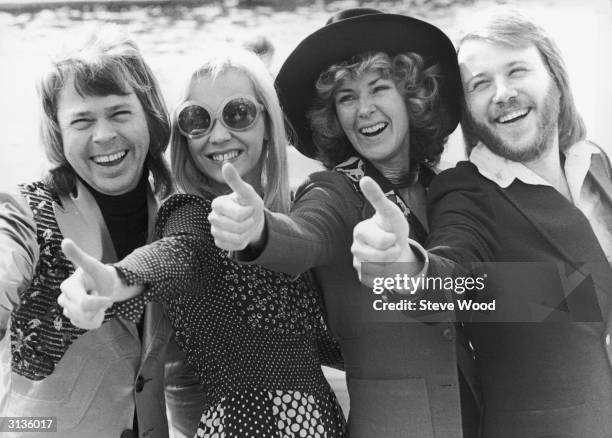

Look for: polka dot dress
[113,194,346,438]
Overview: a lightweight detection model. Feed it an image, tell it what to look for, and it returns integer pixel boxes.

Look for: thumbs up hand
[351,177,418,287]
[58,239,143,329]
[209,163,265,251]
[58,239,117,329]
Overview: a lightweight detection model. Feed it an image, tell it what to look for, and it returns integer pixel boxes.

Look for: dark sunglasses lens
[222,98,258,130]
[178,105,211,136]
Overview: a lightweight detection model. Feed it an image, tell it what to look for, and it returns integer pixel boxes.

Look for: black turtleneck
[79,174,149,261]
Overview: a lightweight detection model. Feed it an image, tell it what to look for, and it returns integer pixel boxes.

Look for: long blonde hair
[171,47,290,213]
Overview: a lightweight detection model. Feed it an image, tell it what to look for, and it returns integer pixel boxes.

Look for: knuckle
[211,195,226,208]
[354,251,365,263]
[353,223,366,238]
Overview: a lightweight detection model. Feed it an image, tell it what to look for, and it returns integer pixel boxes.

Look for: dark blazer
[426,157,612,438]
[244,170,465,438]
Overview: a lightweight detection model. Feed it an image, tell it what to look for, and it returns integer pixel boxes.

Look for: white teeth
[359,122,387,135]
[91,151,127,164]
[498,109,529,123]
[209,150,240,162]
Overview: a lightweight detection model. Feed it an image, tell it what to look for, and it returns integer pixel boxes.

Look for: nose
[208,119,231,144]
[492,78,518,104]
[92,119,118,144]
[357,95,376,118]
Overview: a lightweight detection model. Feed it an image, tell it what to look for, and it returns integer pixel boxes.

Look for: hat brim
[275,13,462,159]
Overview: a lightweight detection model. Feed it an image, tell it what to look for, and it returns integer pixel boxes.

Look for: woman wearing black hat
[210,8,478,437]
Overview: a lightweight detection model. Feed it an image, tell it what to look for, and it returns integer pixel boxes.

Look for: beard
[464,84,561,163]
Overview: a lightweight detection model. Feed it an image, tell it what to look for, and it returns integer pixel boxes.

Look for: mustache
[490,97,528,118]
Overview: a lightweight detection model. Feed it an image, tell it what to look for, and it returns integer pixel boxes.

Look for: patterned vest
[11,182,110,380]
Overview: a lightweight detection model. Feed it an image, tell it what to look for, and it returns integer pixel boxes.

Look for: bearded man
[351,11,612,437]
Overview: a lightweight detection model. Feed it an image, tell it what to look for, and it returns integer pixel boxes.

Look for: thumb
[61,239,113,296]
[222,163,261,206]
[360,177,409,240]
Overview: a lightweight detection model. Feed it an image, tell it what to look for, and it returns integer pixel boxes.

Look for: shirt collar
[469,141,601,192]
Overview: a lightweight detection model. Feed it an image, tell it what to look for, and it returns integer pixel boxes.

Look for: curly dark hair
[307,51,450,171]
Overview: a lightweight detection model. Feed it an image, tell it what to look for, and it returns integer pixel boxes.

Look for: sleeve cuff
[383,239,429,298]
[408,238,429,274]
[233,210,270,263]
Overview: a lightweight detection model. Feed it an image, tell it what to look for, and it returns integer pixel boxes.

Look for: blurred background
[1,0,611,414]
[1,0,611,191]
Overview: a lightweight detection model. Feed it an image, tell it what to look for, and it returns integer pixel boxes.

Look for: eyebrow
[67,103,132,119]
[105,103,133,112]
[336,86,354,94]
[468,60,528,79]
[336,77,384,94]
[465,73,485,85]
[68,110,93,119]
[505,61,528,69]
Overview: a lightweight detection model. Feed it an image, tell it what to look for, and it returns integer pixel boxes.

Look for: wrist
[249,211,267,250]
[112,267,144,302]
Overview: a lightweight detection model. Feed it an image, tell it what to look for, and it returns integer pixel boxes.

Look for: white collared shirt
[470,141,612,264]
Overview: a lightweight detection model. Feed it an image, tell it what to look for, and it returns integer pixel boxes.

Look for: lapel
[586,149,612,339]
[498,179,612,320]
[55,181,139,340]
[499,181,599,265]
[55,179,166,359]
[55,179,117,263]
[588,151,612,206]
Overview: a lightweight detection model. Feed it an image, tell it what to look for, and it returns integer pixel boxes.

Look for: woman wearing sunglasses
[58,47,346,438]
[210,9,480,438]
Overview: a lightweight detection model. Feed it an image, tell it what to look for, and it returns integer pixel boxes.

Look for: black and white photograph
[1,0,611,437]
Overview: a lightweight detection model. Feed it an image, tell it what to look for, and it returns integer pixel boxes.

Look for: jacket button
[442,327,454,340]
[135,375,145,393]
[120,430,137,438]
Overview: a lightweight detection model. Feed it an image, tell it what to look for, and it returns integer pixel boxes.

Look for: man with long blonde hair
[0,29,203,438]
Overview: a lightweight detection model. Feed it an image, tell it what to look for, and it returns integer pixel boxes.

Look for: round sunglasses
[175,95,264,139]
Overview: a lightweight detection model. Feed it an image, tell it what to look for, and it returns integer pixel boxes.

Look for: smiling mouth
[359,122,388,137]
[207,150,242,162]
[496,108,530,124]
[91,150,128,167]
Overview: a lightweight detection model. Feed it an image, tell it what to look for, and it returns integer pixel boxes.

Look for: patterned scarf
[334,156,430,244]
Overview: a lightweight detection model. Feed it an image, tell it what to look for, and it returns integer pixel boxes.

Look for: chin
[490,137,549,163]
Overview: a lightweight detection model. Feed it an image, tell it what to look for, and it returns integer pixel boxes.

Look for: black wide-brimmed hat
[275,8,462,159]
